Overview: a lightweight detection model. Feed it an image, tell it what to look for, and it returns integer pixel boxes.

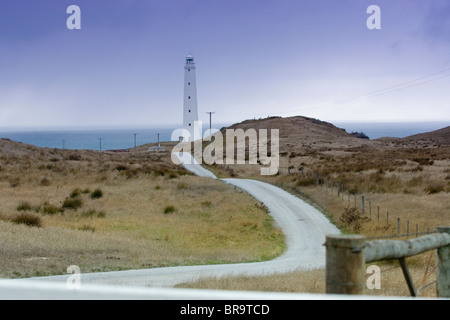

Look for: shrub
[81,209,106,218]
[90,188,103,199]
[70,188,82,198]
[9,178,20,188]
[40,178,51,186]
[201,200,212,207]
[340,207,370,232]
[62,197,83,210]
[40,202,63,215]
[350,131,370,139]
[177,182,188,190]
[115,165,128,172]
[11,213,42,227]
[164,205,176,214]
[296,177,316,187]
[78,224,95,232]
[67,154,81,161]
[17,201,32,211]
[168,171,178,179]
[424,183,444,194]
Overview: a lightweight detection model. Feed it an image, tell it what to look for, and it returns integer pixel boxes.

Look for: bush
[90,188,103,199]
[177,182,188,190]
[17,201,32,211]
[201,200,212,207]
[70,188,82,198]
[296,177,316,187]
[168,171,178,179]
[115,165,128,172]
[424,183,444,194]
[164,205,176,214]
[11,213,42,227]
[62,197,83,210]
[40,178,51,186]
[78,224,95,232]
[40,202,63,215]
[340,207,370,232]
[350,131,370,139]
[81,209,106,218]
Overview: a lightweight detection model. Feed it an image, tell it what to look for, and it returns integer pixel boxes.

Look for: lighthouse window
[188,96,191,99]
[188,82,191,85]
[188,69,190,71]
[189,123,191,126]
[189,110,191,113]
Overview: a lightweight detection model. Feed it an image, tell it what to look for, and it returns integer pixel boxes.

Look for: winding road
[19,153,340,288]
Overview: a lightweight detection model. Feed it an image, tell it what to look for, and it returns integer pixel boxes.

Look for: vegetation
[90,188,103,199]
[0,212,42,228]
[0,139,284,279]
[163,205,176,214]
[350,131,370,139]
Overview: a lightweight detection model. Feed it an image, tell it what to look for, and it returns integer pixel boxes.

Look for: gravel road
[20,153,340,287]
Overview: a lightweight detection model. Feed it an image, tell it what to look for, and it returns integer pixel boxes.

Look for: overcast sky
[0,0,449,129]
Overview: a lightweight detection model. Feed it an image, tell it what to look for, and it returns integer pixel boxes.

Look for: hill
[402,126,450,146]
[226,116,376,151]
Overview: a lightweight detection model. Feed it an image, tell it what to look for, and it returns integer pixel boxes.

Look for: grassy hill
[204,116,449,235]
[186,116,450,297]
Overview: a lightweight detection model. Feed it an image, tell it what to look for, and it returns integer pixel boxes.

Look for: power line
[334,68,450,105]
[245,67,450,117]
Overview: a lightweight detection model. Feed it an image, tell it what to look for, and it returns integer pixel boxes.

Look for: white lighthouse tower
[182,55,201,142]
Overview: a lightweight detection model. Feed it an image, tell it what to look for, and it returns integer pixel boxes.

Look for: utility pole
[157,133,160,147]
[98,138,102,151]
[206,111,215,136]
[134,133,137,148]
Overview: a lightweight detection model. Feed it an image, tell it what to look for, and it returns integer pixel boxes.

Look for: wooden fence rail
[325,226,450,297]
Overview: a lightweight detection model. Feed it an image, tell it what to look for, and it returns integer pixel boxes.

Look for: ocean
[0,121,448,150]
[332,121,449,140]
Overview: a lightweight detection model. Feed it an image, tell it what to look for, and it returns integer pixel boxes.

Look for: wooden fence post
[325,234,366,295]
[436,226,450,298]
[362,196,365,214]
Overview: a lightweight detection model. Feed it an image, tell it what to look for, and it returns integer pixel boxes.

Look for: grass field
[1,117,448,298]
[0,139,285,279]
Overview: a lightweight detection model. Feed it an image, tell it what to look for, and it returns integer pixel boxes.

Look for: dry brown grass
[182,117,449,297]
[0,139,284,279]
[176,258,438,297]
[2,117,448,297]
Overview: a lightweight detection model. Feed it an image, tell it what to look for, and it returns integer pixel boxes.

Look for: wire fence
[277,166,448,297]
[277,166,435,240]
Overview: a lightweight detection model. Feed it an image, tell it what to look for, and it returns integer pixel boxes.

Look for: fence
[278,167,433,238]
[325,226,450,297]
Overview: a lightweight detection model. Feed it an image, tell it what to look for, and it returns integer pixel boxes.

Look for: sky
[0,0,449,129]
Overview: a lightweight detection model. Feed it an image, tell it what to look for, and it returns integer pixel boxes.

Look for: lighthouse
[182,55,201,142]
